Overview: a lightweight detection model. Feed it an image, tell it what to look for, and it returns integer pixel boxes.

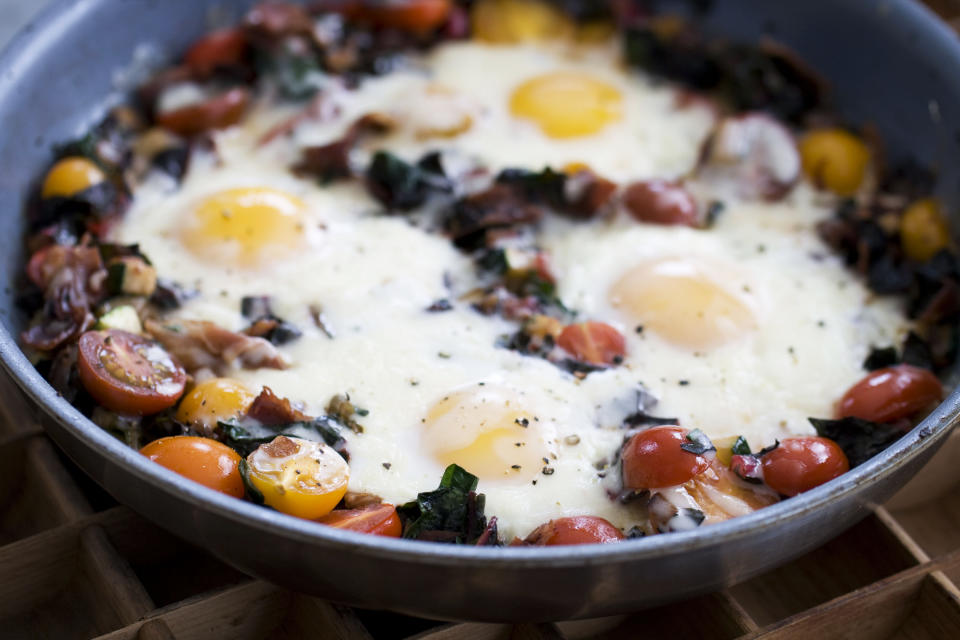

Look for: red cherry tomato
[836,364,943,423]
[557,321,626,366]
[621,426,709,490]
[316,503,403,537]
[77,330,186,415]
[358,0,453,34]
[622,180,698,227]
[141,436,244,498]
[157,87,250,136]
[184,28,248,76]
[523,516,625,545]
[761,437,849,497]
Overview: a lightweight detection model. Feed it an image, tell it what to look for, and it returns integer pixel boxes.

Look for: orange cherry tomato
[523,516,625,545]
[621,426,709,490]
[156,87,250,137]
[358,0,453,34]
[184,28,248,76]
[557,321,626,366]
[140,436,244,498]
[761,437,849,497]
[316,503,402,537]
[77,330,186,415]
[622,180,698,227]
[836,364,943,423]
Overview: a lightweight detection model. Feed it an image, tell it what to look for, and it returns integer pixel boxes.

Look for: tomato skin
[140,436,244,498]
[77,330,186,415]
[316,503,402,537]
[622,426,709,490]
[557,321,626,366]
[156,87,250,136]
[761,437,849,497]
[836,365,943,423]
[184,28,248,76]
[358,0,453,34]
[622,180,698,227]
[523,516,625,545]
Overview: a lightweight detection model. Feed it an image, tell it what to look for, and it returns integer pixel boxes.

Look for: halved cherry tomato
[357,0,453,34]
[316,503,402,537]
[77,330,186,415]
[622,180,698,227]
[761,437,849,497]
[621,426,709,490]
[156,87,250,136]
[184,28,248,76]
[523,515,625,545]
[557,321,626,366]
[141,436,244,498]
[836,364,943,424]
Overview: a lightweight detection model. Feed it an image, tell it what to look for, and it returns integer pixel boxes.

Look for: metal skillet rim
[0,0,959,571]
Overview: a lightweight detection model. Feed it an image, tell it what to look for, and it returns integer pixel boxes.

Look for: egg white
[110,40,908,539]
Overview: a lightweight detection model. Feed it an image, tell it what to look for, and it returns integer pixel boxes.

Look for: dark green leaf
[731,435,751,456]
[809,416,902,467]
[238,459,265,505]
[397,464,490,544]
[863,346,898,371]
[681,428,715,455]
[365,151,450,211]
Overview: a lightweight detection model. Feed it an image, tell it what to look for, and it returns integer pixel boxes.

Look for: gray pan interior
[1,0,959,622]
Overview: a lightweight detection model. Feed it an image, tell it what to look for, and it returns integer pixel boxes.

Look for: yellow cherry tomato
[176,378,256,433]
[799,128,870,196]
[41,156,106,199]
[140,436,244,498]
[900,198,951,262]
[246,436,349,519]
[471,0,573,43]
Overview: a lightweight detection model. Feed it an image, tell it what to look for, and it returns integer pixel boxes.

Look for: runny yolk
[510,71,623,138]
[610,258,757,350]
[181,187,307,267]
[422,385,550,483]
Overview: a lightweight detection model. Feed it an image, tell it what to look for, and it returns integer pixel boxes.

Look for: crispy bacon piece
[563,169,618,218]
[246,385,310,425]
[21,245,106,351]
[293,112,394,181]
[156,87,252,137]
[444,184,544,248]
[144,319,288,373]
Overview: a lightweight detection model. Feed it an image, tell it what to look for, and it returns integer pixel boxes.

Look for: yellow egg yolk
[422,385,550,483]
[510,72,622,138]
[610,258,757,350]
[181,187,307,266]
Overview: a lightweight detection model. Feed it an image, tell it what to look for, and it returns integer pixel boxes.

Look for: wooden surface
[2,372,960,639]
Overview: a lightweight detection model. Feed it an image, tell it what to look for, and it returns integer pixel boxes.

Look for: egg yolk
[610,259,757,350]
[422,385,550,483]
[510,72,622,138]
[181,187,307,266]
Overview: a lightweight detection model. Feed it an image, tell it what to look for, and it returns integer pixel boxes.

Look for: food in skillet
[19,0,956,545]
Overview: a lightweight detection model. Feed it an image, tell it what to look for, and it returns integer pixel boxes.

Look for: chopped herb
[511,464,521,470]
[731,436,751,456]
[809,416,902,467]
[681,428,716,455]
[515,417,529,428]
[326,394,366,434]
[635,325,644,334]
[678,379,690,386]
[542,466,555,475]
[438,352,451,359]
[704,200,726,227]
[382,462,392,470]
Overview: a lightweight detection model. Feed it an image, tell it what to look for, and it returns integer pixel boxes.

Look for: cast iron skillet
[1,0,959,622]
